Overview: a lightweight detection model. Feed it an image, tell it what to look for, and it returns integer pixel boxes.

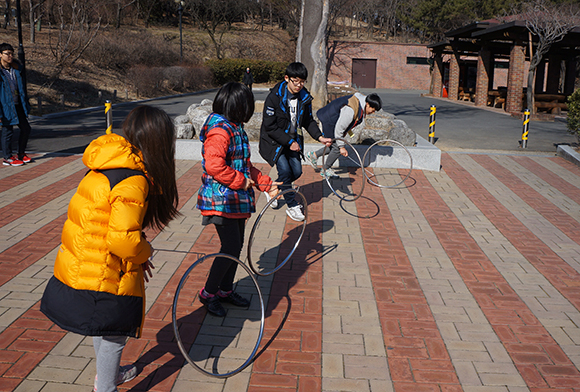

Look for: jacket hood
[82,133,146,172]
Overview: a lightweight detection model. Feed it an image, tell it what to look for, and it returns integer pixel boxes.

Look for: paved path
[2,145,580,391]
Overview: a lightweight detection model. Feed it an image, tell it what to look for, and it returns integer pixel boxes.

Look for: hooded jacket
[259,80,323,166]
[41,133,152,338]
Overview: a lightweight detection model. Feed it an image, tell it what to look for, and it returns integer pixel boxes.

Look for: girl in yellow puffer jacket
[40,105,180,392]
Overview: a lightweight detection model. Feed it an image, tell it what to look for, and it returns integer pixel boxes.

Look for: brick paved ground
[1,150,580,392]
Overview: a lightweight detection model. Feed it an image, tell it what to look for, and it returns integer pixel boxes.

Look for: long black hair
[122,105,180,230]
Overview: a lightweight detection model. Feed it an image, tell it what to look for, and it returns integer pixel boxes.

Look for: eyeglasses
[289,78,306,86]
[1,52,13,57]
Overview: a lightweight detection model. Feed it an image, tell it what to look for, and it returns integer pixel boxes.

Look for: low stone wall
[176,134,441,172]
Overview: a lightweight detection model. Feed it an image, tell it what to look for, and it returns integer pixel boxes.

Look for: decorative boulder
[187,101,213,138]
[174,115,194,139]
[348,110,416,146]
[244,112,263,141]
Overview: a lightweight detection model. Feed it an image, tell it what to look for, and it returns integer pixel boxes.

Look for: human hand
[319,136,332,147]
[340,146,348,157]
[243,177,255,190]
[142,259,155,283]
[290,141,301,151]
[268,181,282,199]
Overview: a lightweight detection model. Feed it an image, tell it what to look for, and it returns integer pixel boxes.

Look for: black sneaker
[199,294,226,317]
[219,291,250,307]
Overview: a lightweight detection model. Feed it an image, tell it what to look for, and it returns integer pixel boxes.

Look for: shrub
[83,31,184,72]
[206,59,289,86]
[128,65,212,96]
[567,89,580,144]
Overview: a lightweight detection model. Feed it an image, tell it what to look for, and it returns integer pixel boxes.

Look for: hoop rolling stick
[246,188,307,276]
[171,253,265,378]
[321,137,365,202]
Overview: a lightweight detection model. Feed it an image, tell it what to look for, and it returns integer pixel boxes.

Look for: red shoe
[19,154,32,163]
[3,156,24,166]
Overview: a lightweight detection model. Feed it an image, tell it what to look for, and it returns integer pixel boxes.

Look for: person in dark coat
[258,62,331,222]
[242,67,254,90]
[0,43,32,167]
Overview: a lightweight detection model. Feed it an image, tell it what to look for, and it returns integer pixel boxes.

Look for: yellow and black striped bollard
[521,108,530,149]
[105,100,113,134]
[428,105,436,144]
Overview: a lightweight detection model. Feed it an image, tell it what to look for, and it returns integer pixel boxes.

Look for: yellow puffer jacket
[41,133,152,338]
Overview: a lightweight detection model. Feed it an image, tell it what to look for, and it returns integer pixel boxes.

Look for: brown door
[352,59,377,88]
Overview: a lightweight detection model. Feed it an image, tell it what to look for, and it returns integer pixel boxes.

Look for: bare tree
[115,0,137,28]
[514,0,580,111]
[28,0,45,42]
[3,0,10,28]
[47,0,102,83]
[186,0,245,59]
[137,0,157,28]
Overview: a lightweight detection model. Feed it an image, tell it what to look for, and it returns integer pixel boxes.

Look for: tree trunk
[28,0,35,42]
[297,0,328,112]
[3,0,10,29]
[309,0,329,111]
[527,68,535,113]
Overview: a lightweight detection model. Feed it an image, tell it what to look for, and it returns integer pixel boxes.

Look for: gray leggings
[315,141,342,170]
[93,336,127,392]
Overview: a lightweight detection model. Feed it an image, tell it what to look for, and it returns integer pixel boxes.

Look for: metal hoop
[172,253,265,378]
[362,139,413,189]
[246,188,307,276]
[321,137,365,202]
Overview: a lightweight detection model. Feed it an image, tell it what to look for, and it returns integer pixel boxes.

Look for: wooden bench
[534,101,568,115]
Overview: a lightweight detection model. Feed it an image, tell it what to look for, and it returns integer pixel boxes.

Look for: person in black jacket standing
[242,67,254,90]
[259,62,331,221]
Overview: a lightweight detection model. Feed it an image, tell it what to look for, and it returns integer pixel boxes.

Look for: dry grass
[1,23,294,115]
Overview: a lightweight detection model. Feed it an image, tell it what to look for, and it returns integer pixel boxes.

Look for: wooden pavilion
[428,19,580,118]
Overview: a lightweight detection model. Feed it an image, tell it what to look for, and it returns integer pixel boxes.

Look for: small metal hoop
[247,188,307,276]
[172,253,265,378]
[321,137,365,202]
[362,139,413,189]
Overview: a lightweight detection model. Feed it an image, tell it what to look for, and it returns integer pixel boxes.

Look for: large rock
[187,101,213,138]
[348,110,416,146]
[244,112,262,141]
[174,115,194,139]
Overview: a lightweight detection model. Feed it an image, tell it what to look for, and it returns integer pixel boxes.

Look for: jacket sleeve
[334,106,355,147]
[106,175,152,265]
[248,162,272,193]
[302,103,323,141]
[204,128,247,190]
[262,93,294,147]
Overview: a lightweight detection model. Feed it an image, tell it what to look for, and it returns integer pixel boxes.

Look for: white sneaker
[93,364,137,392]
[264,191,278,208]
[306,151,318,169]
[320,168,339,178]
[286,205,305,221]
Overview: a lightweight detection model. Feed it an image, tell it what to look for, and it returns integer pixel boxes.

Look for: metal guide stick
[521,109,530,149]
[105,100,113,134]
[428,105,436,144]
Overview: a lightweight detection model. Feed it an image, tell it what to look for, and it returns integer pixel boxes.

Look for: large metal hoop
[362,139,413,189]
[172,253,265,378]
[321,137,365,202]
[246,188,307,276]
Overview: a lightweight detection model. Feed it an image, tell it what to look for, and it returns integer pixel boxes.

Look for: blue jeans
[275,150,302,208]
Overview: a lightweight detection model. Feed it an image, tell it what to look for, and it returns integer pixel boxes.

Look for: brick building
[327,41,432,90]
